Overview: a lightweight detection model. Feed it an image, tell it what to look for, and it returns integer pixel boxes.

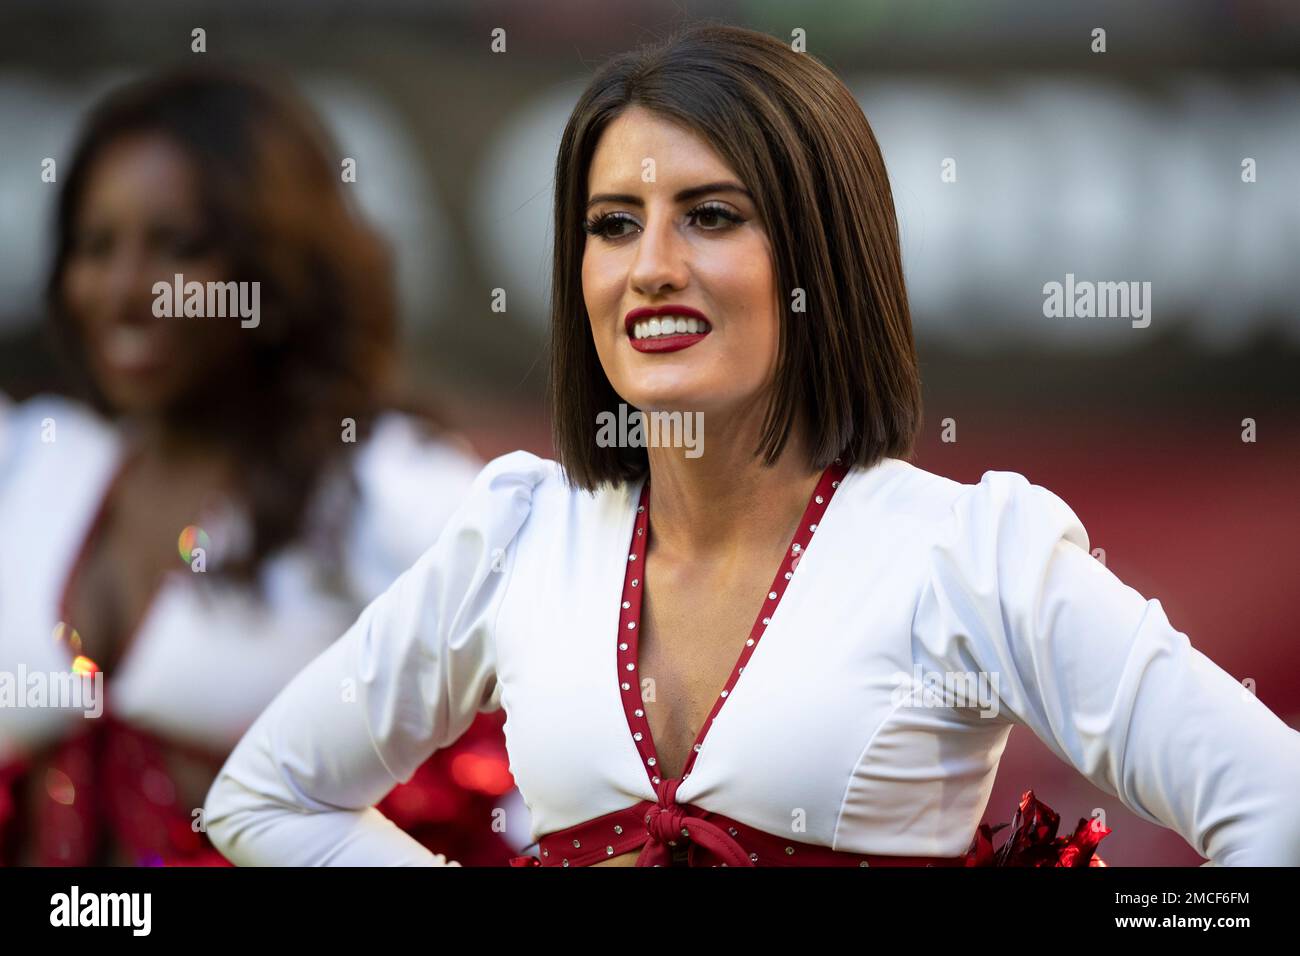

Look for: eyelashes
[583,201,746,240]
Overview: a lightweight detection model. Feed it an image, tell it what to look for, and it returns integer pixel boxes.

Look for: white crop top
[203,450,1300,866]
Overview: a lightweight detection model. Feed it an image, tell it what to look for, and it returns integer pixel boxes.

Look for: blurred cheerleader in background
[0,67,522,865]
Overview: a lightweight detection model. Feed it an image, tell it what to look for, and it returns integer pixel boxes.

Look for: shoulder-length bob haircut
[550,22,922,490]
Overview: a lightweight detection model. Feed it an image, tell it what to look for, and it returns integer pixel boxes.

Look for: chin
[93,373,175,417]
[613,365,705,409]
[619,384,708,414]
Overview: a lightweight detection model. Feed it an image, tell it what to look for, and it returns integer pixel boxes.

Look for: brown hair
[549,22,922,489]
[47,65,412,580]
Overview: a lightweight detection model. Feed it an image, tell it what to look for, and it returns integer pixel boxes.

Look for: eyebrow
[585,181,753,210]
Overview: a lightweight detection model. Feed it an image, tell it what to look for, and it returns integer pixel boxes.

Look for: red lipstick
[624,304,712,354]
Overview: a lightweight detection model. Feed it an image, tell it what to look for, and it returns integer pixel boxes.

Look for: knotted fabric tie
[635,777,755,867]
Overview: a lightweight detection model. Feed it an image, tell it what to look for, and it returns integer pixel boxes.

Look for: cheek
[61,263,101,326]
[581,245,624,348]
[180,255,230,286]
[710,242,781,370]
[581,245,617,313]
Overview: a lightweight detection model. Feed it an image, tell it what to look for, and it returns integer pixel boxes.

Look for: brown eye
[150,225,215,261]
[688,202,744,231]
[584,212,639,240]
[72,227,113,258]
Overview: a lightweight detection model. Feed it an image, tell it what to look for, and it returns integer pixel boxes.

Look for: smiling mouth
[624,306,712,354]
[630,315,711,340]
[100,324,170,373]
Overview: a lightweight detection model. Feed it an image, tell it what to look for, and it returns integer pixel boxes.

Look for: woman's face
[62,132,243,416]
[582,106,780,422]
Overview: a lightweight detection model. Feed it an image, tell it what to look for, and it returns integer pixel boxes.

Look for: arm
[203,451,545,865]
[917,471,1300,866]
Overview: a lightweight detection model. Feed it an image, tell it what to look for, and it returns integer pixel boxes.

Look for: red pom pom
[965,789,1111,867]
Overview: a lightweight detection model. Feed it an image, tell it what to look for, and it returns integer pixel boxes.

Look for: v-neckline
[615,457,851,791]
[56,442,166,680]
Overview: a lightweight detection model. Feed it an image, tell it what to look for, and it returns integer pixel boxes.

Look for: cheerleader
[204,24,1300,867]
[0,68,521,866]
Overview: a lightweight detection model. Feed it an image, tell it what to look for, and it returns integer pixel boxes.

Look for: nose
[628,214,689,297]
[100,245,161,323]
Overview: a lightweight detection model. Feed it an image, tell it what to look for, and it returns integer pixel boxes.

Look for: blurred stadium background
[1,0,1297,865]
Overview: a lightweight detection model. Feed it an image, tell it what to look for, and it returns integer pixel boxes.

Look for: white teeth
[104,326,164,367]
[631,315,710,340]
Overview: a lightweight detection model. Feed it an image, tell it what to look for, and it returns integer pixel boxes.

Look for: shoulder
[458,448,588,548]
[452,448,632,560]
[943,467,1089,559]
[893,463,1094,628]
[341,415,564,597]
[377,442,568,559]
[461,447,565,511]
[834,457,1091,598]
[840,455,1087,549]
[0,392,118,494]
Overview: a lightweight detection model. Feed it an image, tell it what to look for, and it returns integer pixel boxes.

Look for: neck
[118,412,237,486]
[644,405,821,560]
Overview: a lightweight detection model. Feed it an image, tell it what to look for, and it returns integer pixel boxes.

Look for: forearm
[204,603,452,866]
[204,779,453,866]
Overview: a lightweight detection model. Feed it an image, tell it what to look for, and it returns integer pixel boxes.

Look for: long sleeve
[914,471,1300,866]
[203,451,547,865]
